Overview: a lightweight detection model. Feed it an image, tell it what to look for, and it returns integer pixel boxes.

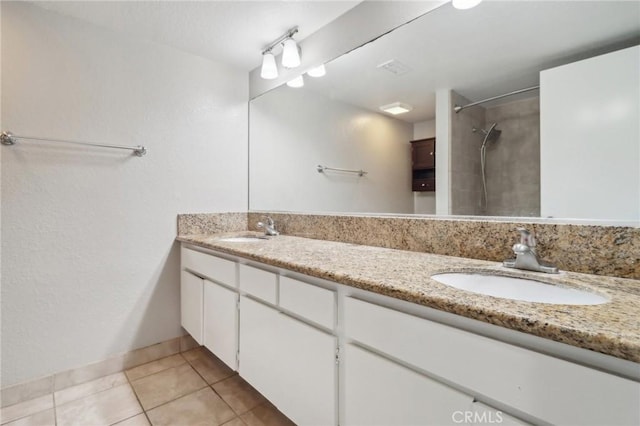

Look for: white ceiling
[299,1,640,123]
[32,0,361,71]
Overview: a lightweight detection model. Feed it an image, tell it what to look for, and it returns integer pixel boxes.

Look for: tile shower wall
[485,97,541,216]
[450,92,541,217]
[450,91,485,215]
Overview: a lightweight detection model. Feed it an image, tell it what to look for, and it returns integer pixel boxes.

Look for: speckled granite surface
[177,232,640,363]
[177,213,247,235]
[247,212,639,279]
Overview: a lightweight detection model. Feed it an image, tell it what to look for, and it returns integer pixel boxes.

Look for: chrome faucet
[257,216,279,236]
[503,228,559,274]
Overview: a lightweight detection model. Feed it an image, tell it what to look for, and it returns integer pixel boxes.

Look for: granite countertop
[177,232,640,363]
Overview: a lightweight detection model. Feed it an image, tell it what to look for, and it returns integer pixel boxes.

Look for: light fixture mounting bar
[262,26,299,54]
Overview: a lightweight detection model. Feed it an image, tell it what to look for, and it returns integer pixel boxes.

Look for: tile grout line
[52,390,58,426]
[181,348,253,420]
[123,369,152,426]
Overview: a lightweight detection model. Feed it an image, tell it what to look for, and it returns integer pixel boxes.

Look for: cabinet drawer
[413,177,435,192]
[239,264,277,304]
[344,297,640,425]
[182,247,236,287]
[279,276,335,329]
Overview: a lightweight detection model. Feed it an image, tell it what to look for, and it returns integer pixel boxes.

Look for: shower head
[473,123,502,143]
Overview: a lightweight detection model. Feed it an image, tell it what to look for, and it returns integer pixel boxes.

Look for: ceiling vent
[377,59,411,76]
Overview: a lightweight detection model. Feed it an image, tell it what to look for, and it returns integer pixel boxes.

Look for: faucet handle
[516,228,536,248]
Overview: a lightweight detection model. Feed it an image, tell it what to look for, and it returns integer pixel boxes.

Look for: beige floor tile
[146,387,236,426]
[130,363,206,410]
[221,417,246,426]
[1,408,54,426]
[55,384,142,426]
[212,376,265,415]
[0,394,53,424]
[54,372,128,406]
[125,354,185,382]
[239,403,295,426]
[112,413,151,426]
[182,348,235,384]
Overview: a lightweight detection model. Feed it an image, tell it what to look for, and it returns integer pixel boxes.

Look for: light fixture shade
[282,38,301,69]
[379,102,413,115]
[260,52,278,79]
[452,0,482,10]
[286,75,304,88]
[307,64,326,77]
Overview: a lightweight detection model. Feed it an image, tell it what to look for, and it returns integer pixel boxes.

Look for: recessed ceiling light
[307,64,326,77]
[379,102,413,115]
[452,0,482,10]
[286,75,304,88]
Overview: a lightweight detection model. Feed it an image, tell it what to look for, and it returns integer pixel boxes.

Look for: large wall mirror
[249,1,639,224]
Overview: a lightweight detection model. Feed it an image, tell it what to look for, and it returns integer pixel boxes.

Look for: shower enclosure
[450,90,541,217]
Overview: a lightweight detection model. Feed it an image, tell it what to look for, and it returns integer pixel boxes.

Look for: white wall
[413,119,436,214]
[250,88,413,214]
[435,89,452,215]
[1,2,248,386]
[540,46,639,223]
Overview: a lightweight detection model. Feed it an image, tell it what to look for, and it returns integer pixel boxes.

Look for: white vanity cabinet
[180,270,204,344]
[181,247,238,368]
[344,296,640,426]
[344,343,473,426]
[203,280,238,369]
[239,268,337,426]
[180,243,639,426]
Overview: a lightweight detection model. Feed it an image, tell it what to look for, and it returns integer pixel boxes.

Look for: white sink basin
[216,236,268,243]
[431,273,608,305]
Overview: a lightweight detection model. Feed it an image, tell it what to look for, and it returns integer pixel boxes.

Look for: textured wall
[250,87,414,214]
[1,3,248,386]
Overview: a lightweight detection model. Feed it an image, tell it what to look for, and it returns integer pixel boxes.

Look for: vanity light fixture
[260,51,278,79]
[452,0,482,10]
[260,26,301,80]
[307,64,326,77]
[286,75,304,88]
[379,102,413,115]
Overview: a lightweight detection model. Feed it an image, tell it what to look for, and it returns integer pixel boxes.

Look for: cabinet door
[238,296,280,401]
[276,313,336,426]
[240,296,337,426]
[344,344,473,426]
[180,271,203,344]
[204,280,238,370]
[411,138,435,169]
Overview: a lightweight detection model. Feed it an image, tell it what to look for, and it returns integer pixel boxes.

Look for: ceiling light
[286,75,304,88]
[260,27,301,79]
[307,64,326,77]
[282,37,301,69]
[452,0,482,10]
[260,51,278,79]
[379,102,413,115]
